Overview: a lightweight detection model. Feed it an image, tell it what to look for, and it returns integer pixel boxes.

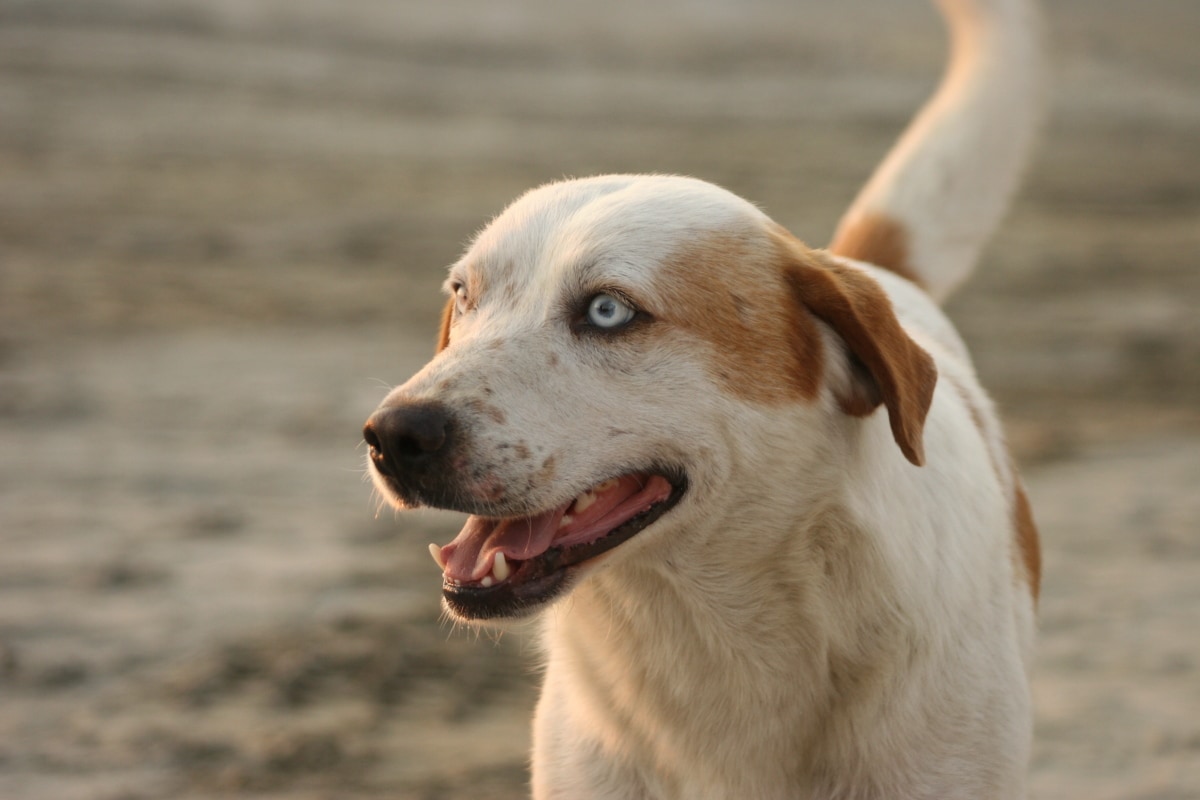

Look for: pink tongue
[438,475,670,582]
[441,505,569,582]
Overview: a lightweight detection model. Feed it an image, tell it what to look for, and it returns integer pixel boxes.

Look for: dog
[363,0,1043,796]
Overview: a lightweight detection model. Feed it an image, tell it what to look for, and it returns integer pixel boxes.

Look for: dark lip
[441,473,688,621]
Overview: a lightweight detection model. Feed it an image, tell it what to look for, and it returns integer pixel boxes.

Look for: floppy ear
[436,297,454,353]
[780,241,937,466]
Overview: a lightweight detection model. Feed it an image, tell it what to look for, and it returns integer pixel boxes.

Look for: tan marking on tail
[828,212,922,289]
[829,0,1043,303]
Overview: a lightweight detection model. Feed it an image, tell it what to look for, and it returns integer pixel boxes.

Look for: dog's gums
[430,473,686,619]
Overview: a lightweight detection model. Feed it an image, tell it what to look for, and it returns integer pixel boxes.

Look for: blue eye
[586,293,636,329]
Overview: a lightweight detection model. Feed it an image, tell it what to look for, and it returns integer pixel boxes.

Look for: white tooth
[428,543,446,570]
[481,576,494,588]
[493,552,510,581]
[559,514,573,529]
[596,478,619,492]
[574,490,597,513]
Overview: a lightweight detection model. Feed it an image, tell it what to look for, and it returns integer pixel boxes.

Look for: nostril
[394,432,432,459]
[362,423,382,452]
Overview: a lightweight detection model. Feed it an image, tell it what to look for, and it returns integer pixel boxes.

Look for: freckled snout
[363,401,454,501]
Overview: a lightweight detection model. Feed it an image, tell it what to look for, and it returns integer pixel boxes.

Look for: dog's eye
[585,293,637,330]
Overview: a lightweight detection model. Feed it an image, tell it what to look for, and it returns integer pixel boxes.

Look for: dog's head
[363,175,935,621]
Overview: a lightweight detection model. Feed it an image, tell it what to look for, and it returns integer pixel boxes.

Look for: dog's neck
[537,493,915,795]
[532,397,1033,796]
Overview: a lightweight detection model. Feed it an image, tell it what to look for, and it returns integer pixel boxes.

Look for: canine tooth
[481,576,494,588]
[428,543,446,570]
[493,552,510,581]
[559,514,573,528]
[574,490,597,513]
[596,478,619,492]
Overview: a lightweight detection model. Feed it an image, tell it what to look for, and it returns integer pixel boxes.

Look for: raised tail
[828,0,1042,303]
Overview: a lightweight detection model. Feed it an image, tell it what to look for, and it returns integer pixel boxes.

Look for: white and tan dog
[364,0,1043,796]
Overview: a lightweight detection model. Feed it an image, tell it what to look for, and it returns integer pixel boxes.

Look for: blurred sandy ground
[0,1,1197,797]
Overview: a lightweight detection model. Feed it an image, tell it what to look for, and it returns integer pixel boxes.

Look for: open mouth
[430,472,686,620]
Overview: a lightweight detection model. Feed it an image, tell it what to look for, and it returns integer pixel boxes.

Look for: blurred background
[0,0,1197,798]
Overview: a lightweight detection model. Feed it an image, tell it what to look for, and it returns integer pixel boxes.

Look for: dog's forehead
[460,175,768,298]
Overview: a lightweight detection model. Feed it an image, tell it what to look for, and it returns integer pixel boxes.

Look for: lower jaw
[442,565,572,621]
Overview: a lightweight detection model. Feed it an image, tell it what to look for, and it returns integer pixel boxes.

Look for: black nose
[363,402,452,479]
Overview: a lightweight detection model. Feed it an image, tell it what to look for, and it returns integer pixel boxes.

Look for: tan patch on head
[828,212,922,289]
[436,297,454,353]
[657,231,825,407]
[1013,481,1041,605]
[656,225,936,465]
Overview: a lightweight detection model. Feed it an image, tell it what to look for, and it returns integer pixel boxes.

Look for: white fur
[366,0,1041,796]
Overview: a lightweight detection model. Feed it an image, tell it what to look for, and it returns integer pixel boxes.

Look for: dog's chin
[434,471,688,623]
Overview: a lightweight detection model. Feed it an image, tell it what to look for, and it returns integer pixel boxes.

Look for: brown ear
[436,297,454,353]
[781,244,937,466]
